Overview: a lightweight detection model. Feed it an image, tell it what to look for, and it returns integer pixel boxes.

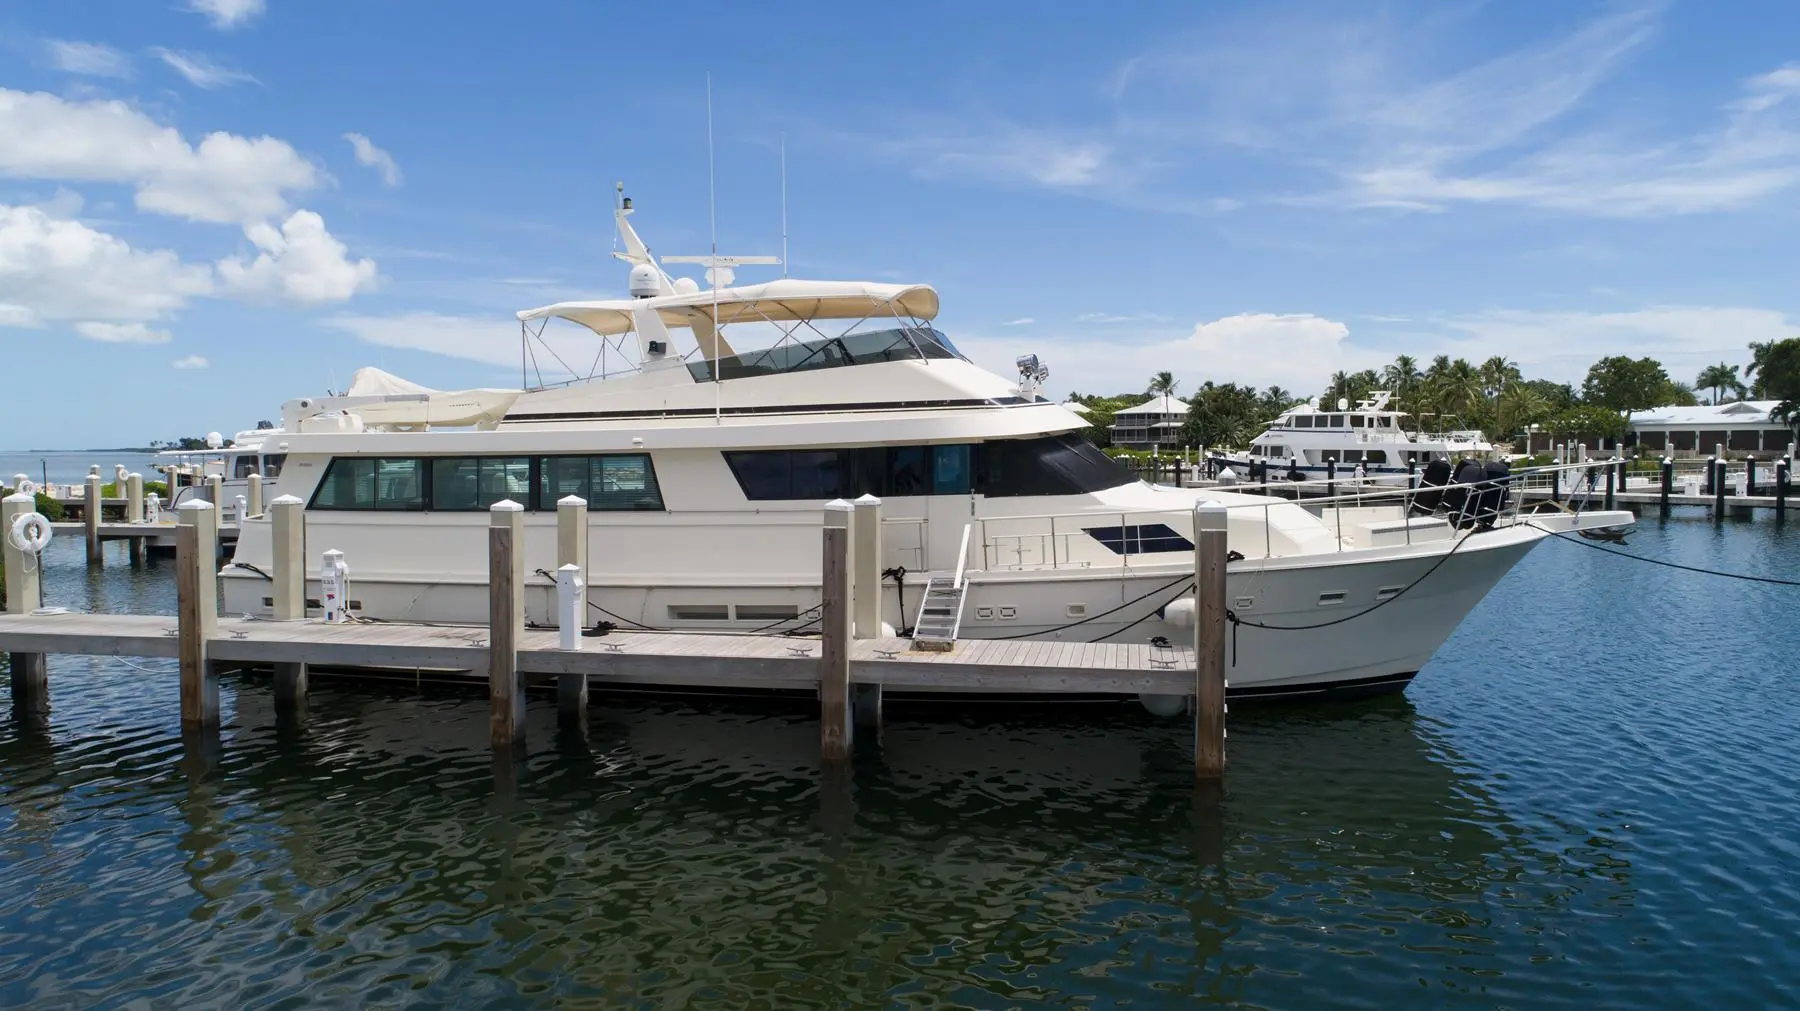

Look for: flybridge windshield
[686,326,965,383]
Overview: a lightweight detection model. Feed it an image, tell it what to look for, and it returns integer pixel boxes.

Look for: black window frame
[307,453,665,512]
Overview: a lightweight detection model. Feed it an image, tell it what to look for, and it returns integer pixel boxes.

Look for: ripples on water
[2,515,1798,1008]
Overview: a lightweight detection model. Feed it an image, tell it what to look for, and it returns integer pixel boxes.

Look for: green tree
[1694,362,1744,405]
[1383,355,1423,409]
[1258,385,1302,418]
[1580,356,1670,417]
[1547,405,1630,442]
[1181,383,1264,449]
[1752,338,1800,431]
[1146,371,1179,396]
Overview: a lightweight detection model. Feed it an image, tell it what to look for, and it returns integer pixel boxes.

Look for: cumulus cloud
[44,41,131,78]
[0,203,214,328]
[152,48,257,89]
[172,355,210,369]
[343,132,402,186]
[74,321,172,343]
[186,0,265,29]
[217,210,379,302]
[0,88,319,224]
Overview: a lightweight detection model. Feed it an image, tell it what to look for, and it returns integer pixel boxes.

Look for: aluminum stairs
[911,576,967,651]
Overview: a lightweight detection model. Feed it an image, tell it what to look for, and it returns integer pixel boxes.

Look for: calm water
[0,451,164,489]
[3,514,1798,1008]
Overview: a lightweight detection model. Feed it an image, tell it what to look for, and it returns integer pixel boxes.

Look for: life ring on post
[14,478,36,496]
[8,511,53,554]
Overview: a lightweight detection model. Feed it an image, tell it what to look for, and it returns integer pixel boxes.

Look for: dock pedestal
[1193,502,1228,781]
[820,500,853,763]
[176,502,219,730]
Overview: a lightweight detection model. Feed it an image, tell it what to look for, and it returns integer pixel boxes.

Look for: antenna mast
[780,132,789,278]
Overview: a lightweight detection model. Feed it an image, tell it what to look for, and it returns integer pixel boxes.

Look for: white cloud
[152,48,257,89]
[217,210,379,303]
[186,0,265,29]
[1427,306,1796,380]
[1000,317,1034,326]
[74,321,172,344]
[44,41,131,78]
[172,355,209,369]
[0,203,214,327]
[0,88,319,224]
[322,313,521,367]
[343,132,402,186]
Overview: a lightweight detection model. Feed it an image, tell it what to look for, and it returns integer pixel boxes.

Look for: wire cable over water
[1528,520,1800,586]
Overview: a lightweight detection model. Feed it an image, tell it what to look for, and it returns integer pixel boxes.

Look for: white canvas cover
[517,279,941,338]
[347,366,436,397]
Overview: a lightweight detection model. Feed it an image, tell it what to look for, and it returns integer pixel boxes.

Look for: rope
[1527,520,1800,586]
[990,571,1196,640]
[227,561,273,581]
[1092,581,1196,642]
[1229,522,1486,632]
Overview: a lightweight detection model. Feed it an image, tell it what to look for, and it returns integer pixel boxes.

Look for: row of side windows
[724,435,1135,501]
[309,454,663,512]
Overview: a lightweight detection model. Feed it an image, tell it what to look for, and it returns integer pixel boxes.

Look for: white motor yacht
[1211,392,1493,484]
[220,197,1629,699]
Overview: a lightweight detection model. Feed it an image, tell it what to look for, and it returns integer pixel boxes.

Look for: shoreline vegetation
[1070,339,1800,451]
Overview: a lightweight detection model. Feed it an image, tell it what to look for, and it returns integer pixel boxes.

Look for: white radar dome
[628,263,662,298]
[205,431,224,449]
[671,277,701,296]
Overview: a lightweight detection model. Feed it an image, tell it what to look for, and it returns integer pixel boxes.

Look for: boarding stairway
[911,523,975,651]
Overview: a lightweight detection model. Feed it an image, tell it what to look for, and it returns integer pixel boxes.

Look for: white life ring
[8,512,53,554]
[14,478,36,496]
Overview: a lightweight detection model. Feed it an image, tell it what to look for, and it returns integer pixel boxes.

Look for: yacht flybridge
[221,197,1630,699]
[1211,391,1494,482]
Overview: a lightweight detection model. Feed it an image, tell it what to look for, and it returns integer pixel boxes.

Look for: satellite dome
[628,263,662,298]
[671,276,701,296]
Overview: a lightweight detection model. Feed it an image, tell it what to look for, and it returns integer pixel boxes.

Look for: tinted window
[976,435,1136,498]
[1365,450,1388,463]
[1350,415,1364,427]
[933,445,972,494]
[315,457,424,510]
[790,451,843,499]
[260,453,286,478]
[888,447,930,496]
[233,455,258,479]
[688,326,965,382]
[539,455,590,504]
[592,455,662,510]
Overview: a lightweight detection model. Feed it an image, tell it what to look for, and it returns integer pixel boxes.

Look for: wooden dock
[2,493,1234,779]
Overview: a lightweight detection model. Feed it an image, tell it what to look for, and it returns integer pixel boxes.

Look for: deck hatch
[1082,523,1195,556]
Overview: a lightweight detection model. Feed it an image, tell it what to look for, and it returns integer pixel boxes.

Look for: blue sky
[2,0,1798,446]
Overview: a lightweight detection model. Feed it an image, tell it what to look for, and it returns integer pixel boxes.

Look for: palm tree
[1146,371,1179,397]
[1383,355,1422,407]
[1478,356,1521,400]
[1695,362,1742,405]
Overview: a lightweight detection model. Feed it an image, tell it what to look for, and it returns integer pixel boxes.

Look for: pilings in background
[488,500,525,750]
[1779,457,1791,523]
[1193,502,1228,781]
[2,491,47,711]
[247,473,264,519]
[555,494,589,728]
[850,494,883,732]
[84,474,102,566]
[1714,457,1728,520]
[176,501,219,730]
[1660,456,1674,518]
[1604,462,1616,511]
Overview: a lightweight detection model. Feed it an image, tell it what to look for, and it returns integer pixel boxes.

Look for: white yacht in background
[157,426,287,507]
[1210,392,1494,483]
[220,197,1627,699]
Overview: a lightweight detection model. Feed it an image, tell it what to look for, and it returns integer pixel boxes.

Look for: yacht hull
[220,525,1540,698]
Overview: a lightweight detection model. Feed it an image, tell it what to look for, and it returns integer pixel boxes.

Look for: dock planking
[0,611,1196,695]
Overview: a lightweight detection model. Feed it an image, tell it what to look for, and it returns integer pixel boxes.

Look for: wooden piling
[84,474,102,566]
[268,495,307,712]
[176,501,219,729]
[2,491,47,710]
[850,494,883,732]
[1746,457,1758,497]
[1326,459,1336,497]
[206,474,222,510]
[820,499,853,763]
[1714,458,1727,519]
[1777,457,1791,522]
[1604,462,1615,510]
[1193,502,1228,781]
[488,501,525,749]
[556,495,589,726]
[1660,456,1673,517]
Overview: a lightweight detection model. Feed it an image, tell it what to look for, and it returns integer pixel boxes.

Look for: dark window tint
[888,447,930,496]
[592,455,663,510]
[233,455,258,479]
[1364,450,1388,464]
[373,459,424,510]
[790,451,843,500]
[314,457,424,510]
[260,453,286,478]
[687,326,965,382]
[1350,414,1365,428]
[1083,523,1195,555]
[539,456,590,504]
[976,435,1136,497]
[933,445,972,494]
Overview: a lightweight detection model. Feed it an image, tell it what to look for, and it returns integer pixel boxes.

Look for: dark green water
[3,514,1798,1008]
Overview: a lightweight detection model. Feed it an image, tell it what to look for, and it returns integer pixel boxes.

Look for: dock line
[1527,520,1800,587]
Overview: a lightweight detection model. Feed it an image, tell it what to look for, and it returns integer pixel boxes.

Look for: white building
[1629,400,1794,457]
[1109,394,1189,450]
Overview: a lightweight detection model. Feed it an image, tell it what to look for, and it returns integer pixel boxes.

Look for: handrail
[953,522,973,589]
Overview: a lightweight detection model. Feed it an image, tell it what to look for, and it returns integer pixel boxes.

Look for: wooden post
[1746,457,1758,497]
[1326,459,1336,497]
[126,473,144,524]
[1660,456,1673,517]
[488,500,526,749]
[176,501,220,729]
[1714,457,1727,519]
[820,499,853,763]
[206,474,223,510]
[84,473,102,566]
[2,491,47,710]
[851,494,882,638]
[556,495,589,726]
[1705,455,1717,495]
[268,494,307,712]
[1777,457,1790,522]
[1193,502,1228,781]
[247,473,263,518]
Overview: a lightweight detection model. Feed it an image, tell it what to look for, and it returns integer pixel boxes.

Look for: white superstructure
[219,198,1627,699]
[1212,392,1494,481]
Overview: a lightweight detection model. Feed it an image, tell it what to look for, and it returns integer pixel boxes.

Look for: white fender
[1162,596,1197,628]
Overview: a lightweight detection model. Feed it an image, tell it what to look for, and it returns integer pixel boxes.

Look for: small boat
[1210,391,1493,484]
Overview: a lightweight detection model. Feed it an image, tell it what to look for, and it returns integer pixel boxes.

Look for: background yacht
[219,198,1626,699]
[1211,392,1494,483]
